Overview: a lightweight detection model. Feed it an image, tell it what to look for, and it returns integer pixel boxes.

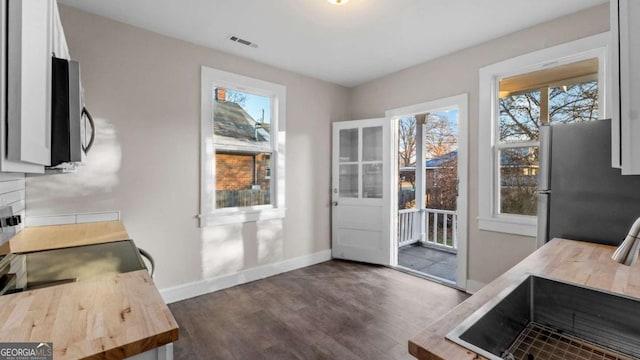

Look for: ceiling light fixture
[328,0,349,5]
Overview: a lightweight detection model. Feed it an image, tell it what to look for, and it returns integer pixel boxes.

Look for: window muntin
[478,33,608,237]
[200,66,286,226]
[496,61,599,216]
[213,88,273,209]
[337,125,384,199]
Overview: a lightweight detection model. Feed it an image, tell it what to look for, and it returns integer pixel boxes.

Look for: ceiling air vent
[228,35,258,48]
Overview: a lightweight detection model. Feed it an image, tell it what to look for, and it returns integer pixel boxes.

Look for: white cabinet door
[126,344,173,360]
[0,0,43,173]
[613,0,640,175]
[331,118,392,266]
[51,1,69,60]
[6,0,52,168]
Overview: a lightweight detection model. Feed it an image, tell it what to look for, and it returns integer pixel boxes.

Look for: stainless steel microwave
[50,57,94,170]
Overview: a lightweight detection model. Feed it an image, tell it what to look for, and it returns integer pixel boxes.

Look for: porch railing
[398,209,421,247]
[398,208,458,252]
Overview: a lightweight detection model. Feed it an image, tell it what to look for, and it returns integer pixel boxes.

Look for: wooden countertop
[3,221,130,254]
[409,238,640,360]
[0,222,179,359]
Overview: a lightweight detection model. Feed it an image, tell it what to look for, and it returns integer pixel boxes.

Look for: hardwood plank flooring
[168,260,469,360]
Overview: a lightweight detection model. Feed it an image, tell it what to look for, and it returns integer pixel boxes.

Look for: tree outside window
[398,111,458,210]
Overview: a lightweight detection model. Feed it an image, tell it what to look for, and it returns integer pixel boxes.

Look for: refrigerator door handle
[536,193,550,249]
[538,125,552,191]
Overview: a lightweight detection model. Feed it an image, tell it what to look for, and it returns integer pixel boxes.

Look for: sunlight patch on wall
[257,219,283,265]
[201,224,245,278]
[26,117,122,214]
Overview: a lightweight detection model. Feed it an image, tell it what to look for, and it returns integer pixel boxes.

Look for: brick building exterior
[215,153,270,191]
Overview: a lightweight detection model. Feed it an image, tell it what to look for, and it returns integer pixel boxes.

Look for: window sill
[199,207,286,227]
[477,215,536,237]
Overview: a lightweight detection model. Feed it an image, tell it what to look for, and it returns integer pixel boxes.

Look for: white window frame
[200,66,286,227]
[478,33,610,237]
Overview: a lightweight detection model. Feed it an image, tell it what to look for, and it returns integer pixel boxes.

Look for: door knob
[332,201,338,207]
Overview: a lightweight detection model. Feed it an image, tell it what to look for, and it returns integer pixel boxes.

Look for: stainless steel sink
[447,275,640,359]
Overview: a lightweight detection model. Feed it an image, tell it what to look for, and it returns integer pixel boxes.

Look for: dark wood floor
[168,260,469,360]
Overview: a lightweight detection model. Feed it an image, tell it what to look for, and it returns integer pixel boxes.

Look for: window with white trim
[478,33,609,237]
[200,66,286,226]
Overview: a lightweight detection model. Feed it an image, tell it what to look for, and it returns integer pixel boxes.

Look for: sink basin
[447,275,640,359]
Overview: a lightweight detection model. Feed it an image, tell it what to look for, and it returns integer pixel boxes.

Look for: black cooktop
[0,240,147,295]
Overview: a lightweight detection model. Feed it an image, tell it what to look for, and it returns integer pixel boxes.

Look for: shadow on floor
[398,244,456,283]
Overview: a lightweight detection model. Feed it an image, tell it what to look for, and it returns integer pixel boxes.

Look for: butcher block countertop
[2,221,130,254]
[0,221,179,360]
[409,238,640,360]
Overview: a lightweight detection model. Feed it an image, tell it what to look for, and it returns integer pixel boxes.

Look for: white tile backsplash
[76,212,120,224]
[25,211,121,227]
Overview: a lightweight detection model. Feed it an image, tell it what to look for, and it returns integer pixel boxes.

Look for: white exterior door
[332,118,391,266]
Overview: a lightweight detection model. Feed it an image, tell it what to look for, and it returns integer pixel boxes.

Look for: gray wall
[348,4,610,285]
[26,6,350,290]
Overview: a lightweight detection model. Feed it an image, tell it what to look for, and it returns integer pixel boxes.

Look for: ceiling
[58,0,608,87]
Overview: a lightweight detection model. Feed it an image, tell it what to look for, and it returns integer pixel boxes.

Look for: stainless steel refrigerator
[537,119,640,247]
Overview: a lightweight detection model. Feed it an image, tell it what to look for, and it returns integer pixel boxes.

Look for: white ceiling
[58,0,608,87]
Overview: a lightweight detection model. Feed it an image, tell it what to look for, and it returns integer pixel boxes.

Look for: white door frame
[385,93,469,290]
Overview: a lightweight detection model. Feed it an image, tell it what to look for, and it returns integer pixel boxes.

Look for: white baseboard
[465,279,487,294]
[160,249,332,304]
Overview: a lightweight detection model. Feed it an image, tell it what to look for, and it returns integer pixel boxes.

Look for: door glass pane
[499,147,539,216]
[339,164,358,198]
[339,129,358,162]
[363,163,382,198]
[363,126,383,161]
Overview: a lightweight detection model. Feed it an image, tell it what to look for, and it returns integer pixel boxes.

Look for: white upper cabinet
[51,1,69,60]
[0,0,56,173]
[611,0,640,174]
